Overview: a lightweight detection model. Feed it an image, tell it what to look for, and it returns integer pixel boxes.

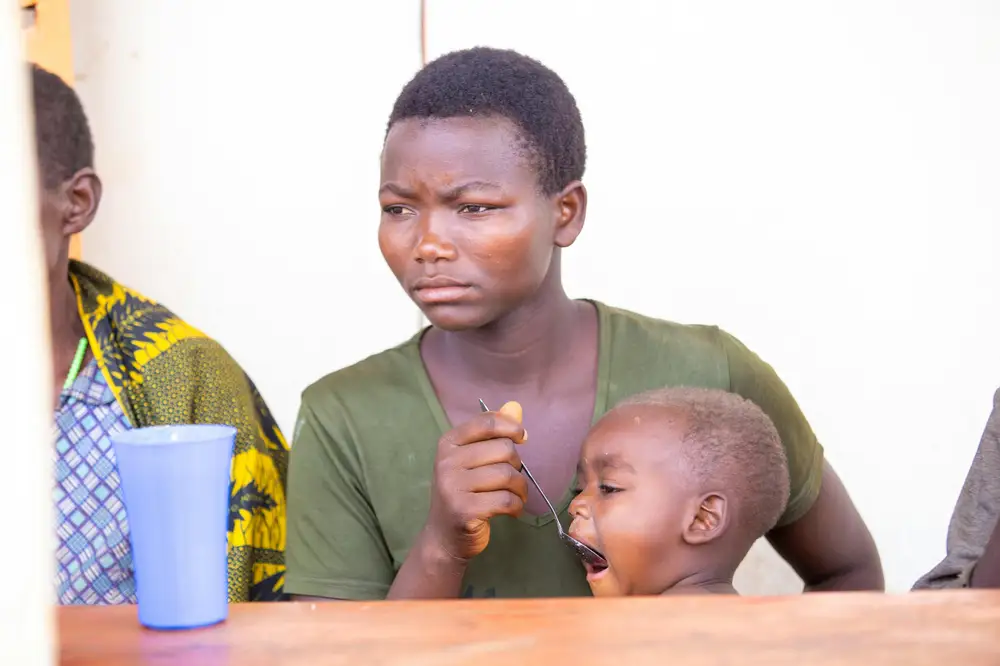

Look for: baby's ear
[682,493,729,546]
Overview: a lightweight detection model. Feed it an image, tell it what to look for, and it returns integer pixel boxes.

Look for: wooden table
[60,592,1000,665]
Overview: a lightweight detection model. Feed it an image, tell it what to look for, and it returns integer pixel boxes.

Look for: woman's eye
[459,204,495,214]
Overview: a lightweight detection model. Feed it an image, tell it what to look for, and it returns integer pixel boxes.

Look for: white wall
[426,0,1000,592]
[70,0,423,434]
[70,0,1000,592]
[2,3,55,663]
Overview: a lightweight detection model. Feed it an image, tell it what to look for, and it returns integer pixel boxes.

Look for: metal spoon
[479,399,608,569]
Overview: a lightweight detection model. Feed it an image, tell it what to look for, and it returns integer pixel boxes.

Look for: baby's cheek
[597,518,646,590]
[599,507,648,554]
[605,508,677,593]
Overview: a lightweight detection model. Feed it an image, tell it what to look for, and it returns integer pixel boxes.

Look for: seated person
[286,47,882,601]
[570,387,789,596]
[914,387,1000,589]
[31,64,288,604]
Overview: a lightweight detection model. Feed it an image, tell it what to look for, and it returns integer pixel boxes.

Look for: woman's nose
[413,213,457,264]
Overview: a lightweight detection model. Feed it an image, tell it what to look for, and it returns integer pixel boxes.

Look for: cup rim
[111,424,237,447]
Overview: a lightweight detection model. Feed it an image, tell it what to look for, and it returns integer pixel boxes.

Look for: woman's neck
[426,266,590,392]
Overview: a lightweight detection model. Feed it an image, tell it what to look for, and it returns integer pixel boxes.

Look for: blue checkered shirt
[53,358,136,605]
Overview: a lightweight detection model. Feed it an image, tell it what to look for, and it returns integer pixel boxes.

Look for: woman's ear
[552,181,587,248]
[682,492,729,546]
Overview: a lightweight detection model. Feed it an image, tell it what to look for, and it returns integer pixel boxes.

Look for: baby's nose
[569,492,589,519]
[567,512,594,547]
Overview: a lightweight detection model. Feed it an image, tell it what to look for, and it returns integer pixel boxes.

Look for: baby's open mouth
[571,535,609,579]
[583,559,609,579]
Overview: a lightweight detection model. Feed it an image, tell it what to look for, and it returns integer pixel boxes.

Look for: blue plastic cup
[111,424,235,630]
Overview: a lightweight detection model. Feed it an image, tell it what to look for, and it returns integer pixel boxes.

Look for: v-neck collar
[408,299,612,527]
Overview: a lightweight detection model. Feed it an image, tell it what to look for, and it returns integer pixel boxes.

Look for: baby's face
[569,405,696,597]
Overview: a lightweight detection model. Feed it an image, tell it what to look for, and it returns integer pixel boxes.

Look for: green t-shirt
[285,302,824,599]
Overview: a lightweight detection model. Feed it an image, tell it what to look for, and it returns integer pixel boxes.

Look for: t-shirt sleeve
[284,390,395,600]
[913,388,1000,590]
[718,331,825,527]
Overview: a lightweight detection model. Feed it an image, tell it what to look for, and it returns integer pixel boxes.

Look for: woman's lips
[410,276,474,304]
[412,285,472,304]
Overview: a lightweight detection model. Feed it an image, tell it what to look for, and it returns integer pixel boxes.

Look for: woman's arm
[768,462,884,591]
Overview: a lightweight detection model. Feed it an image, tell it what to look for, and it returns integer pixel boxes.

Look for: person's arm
[970,521,1000,587]
[285,394,397,600]
[385,527,474,599]
[914,388,1000,589]
[286,396,528,601]
[225,373,289,601]
[287,397,451,600]
[143,339,290,601]
[719,330,884,591]
[767,462,883,591]
[295,508,477,601]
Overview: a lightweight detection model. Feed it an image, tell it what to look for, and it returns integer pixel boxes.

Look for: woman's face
[377,116,578,331]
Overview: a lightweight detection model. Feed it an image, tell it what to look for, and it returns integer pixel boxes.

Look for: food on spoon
[498,401,528,443]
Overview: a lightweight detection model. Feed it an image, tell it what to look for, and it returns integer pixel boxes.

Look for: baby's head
[569,387,789,597]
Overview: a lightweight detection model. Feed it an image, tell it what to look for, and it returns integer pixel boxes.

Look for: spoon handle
[478,399,563,528]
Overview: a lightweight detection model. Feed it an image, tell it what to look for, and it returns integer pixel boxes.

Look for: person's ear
[61,168,102,237]
[682,492,729,546]
[552,181,587,248]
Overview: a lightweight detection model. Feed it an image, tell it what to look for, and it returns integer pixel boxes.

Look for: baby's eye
[570,487,582,496]
[599,484,622,495]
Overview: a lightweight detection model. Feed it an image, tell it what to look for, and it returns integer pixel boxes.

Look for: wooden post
[1,2,56,664]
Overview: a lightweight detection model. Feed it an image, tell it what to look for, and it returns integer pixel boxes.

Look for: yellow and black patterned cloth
[69,260,288,602]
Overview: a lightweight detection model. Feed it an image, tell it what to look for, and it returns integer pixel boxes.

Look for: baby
[569,386,790,597]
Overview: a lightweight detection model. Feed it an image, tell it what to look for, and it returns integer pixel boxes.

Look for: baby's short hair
[616,386,790,541]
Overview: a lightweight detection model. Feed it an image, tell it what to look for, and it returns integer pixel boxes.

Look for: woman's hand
[421,401,529,561]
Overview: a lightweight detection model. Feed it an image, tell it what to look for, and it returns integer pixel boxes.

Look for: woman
[285,48,882,600]
[33,64,288,604]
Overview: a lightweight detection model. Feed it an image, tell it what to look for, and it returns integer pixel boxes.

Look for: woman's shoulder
[592,301,739,402]
[594,300,727,351]
[293,333,443,459]
[300,333,425,411]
